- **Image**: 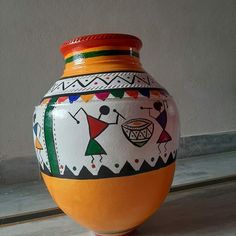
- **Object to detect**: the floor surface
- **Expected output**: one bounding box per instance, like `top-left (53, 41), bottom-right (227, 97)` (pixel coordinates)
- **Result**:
top-left (1, 181), bottom-right (236, 235)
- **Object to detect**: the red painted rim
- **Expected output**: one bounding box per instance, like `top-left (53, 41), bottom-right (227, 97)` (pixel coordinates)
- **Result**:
top-left (60, 33), bottom-right (142, 56)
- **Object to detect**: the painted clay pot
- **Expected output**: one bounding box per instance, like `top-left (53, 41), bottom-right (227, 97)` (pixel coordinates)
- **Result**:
top-left (33, 34), bottom-right (180, 236)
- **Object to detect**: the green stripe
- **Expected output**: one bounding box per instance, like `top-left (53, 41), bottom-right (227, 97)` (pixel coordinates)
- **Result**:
top-left (65, 50), bottom-right (139, 64)
top-left (44, 97), bottom-right (60, 175)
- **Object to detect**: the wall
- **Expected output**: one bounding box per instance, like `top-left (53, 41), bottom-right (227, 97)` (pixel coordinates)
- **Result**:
top-left (0, 0), bottom-right (235, 161)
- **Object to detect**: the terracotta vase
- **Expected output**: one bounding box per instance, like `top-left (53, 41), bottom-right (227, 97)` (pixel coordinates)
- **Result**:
top-left (33, 33), bottom-right (180, 236)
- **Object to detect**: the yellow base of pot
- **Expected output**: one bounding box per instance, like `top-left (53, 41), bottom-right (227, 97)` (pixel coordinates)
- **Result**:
top-left (42, 162), bottom-right (175, 234)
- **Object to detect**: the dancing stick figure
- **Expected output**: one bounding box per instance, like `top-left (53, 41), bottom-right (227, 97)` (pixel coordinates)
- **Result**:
top-left (141, 101), bottom-right (172, 154)
top-left (69, 106), bottom-right (125, 165)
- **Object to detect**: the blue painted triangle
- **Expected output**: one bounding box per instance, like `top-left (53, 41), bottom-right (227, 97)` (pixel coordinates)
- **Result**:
top-left (69, 95), bottom-right (80, 103)
top-left (139, 88), bottom-right (150, 97)
top-left (33, 123), bottom-right (38, 135)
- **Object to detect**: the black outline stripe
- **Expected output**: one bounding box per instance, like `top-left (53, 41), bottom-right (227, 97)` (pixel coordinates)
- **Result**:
top-left (40, 152), bottom-right (177, 180)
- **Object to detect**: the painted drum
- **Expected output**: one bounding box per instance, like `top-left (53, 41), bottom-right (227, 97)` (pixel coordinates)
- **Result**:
top-left (32, 33), bottom-right (180, 236)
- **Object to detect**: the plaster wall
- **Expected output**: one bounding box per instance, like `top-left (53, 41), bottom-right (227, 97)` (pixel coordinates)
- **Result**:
top-left (0, 0), bottom-right (235, 160)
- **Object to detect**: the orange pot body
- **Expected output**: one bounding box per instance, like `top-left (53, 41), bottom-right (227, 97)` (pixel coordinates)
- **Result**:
top-left (33, 34), bottom-right (180, 235)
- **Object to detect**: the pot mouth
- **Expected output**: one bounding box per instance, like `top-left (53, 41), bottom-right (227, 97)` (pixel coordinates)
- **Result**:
top-left (60, 33), bottom-right (142, 56)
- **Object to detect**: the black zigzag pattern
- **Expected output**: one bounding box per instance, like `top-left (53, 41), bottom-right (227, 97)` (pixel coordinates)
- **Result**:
top-left (50, 74), bottom-right (152, 93)
top-left (40, 151), bottom-right (177, 180)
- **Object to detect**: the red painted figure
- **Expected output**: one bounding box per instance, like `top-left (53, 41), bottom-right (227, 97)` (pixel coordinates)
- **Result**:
top-left (69, 105), bottom-right (125, 164)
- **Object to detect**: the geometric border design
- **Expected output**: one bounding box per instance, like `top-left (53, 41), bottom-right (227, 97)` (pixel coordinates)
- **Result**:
top-left (44, 72), bottom-right (163, 97)
top-left (41, 88), bottom-right (169, 105)
top-left (40, 151), bottom-right (177, 180)
top-left (33, 70), bottom-right (179, 181)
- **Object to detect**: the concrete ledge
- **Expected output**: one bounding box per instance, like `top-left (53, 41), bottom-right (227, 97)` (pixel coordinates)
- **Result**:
top-left (0, 131), bottom-right (235, 185)
top-left (0, 156), bottom-right (40, 185)
top-left (179, 131), bottom-right (236, 158)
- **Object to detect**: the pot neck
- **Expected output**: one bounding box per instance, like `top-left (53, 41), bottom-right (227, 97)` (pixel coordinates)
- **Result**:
top-left (60, 34), bottom-right (144, 78)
